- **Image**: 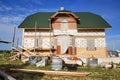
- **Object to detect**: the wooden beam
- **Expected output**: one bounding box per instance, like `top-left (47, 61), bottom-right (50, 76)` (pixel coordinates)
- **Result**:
top-left (10, 69), bottom-right (90, 77)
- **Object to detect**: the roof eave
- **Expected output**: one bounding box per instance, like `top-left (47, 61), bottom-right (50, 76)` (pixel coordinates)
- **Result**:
top-left (78, 27), bottom-right (111, 30)
top-left (18, 27), bottom-right (51, 30)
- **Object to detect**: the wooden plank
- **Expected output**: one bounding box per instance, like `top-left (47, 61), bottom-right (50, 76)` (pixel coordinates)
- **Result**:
top-left (10, 69), bottom-right (90, 77)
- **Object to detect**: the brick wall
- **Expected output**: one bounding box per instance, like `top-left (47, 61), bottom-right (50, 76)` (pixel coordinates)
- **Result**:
top-left (52, 17), bottom-right (77, 30)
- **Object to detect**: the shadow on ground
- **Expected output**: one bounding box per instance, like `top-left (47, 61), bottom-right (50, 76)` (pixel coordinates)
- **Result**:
top-left (0, 62), bottom-right (45, 80)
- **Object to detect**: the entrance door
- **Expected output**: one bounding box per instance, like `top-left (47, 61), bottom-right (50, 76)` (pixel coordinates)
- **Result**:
top-left (57, 36), bottom-right (74, 54)
top-left (60, 36), bottom-right (68, 54)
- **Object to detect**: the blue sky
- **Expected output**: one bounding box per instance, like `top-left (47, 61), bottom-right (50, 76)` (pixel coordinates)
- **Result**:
top-left (0, 0), bottom-right (120, 50)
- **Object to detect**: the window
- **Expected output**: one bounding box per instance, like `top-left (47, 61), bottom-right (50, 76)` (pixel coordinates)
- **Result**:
top-left (34, 38), bottom-right (42, 48)
top-left (61, 19), bottom-right (68, 31)
top-left (87, 38), bottom-right (96, 51)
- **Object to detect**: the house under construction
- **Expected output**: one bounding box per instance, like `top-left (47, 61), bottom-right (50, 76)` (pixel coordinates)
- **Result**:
top-left (18, 8), bottom-right (111, 58)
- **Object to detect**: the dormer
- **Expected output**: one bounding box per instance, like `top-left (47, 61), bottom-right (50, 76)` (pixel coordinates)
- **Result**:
top-left (50, 7), bottom-right (80, 32)
top-left (50, 7), bottom-right (80, 23)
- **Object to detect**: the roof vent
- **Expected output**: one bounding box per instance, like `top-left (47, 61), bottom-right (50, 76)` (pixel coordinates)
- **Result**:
top-left (60, 7), bottom-right (64, 10)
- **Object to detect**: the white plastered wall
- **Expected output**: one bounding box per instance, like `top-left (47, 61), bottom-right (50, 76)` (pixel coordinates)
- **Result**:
top-left (23, 31), bottom-right (52, 49)
top-left (22, 30), bottom-right (106, 49)
top-left (75, 31), bottom-right (106, 48)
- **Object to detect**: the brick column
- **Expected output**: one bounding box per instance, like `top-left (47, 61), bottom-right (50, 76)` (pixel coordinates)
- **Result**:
top-left (68, 46), bottom-right (72, 55)
top-left (57, 45), bottom-right (61, 55)
top-left (74, 47), bottom-right (77, 55)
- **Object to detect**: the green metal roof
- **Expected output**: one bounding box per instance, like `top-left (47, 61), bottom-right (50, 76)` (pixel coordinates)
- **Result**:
top-left (18, 11), bottom-right (111, 29)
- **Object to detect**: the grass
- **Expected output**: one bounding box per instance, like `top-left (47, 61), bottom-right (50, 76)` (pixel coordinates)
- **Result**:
top-left (78, 67), bottom-right (120, 80)
top-left (0, 51), bottom-right (120, 80)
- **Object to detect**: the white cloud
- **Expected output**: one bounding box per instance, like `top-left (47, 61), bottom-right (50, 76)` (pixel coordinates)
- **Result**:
top-left (28, 8), bottom-right (58, 13)
top-left (0, 4), bottom-right (26, 12)
top-left (14, 6), bottom-right (26, 11)
top-left (0, 15), bottom-right (25, 25)
top-left (0, 15), bottom-right (23, 49)
top-left (0, 4), bottom-right (12, 11)
top-left (0, 15), bottom-right (24, 44)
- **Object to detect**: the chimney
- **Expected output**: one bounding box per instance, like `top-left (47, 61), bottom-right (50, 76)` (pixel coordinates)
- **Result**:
top-left (60, 7), bottom-right (64, 10)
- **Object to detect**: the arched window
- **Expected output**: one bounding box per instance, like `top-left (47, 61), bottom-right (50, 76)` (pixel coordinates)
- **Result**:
top-left (61, 19), bottom-right (68, 31)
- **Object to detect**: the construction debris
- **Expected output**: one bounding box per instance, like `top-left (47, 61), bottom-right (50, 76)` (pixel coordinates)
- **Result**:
top-left (36, 56), bottom-right (48, 67)
top-left (9, 45), bottom-right (84, 71)
top-left (52, 57), bottom-right (63, 70)
top-left (100, 62), bottom-right (113, 69)
top-left (36, 58), bottom-right (46, 67)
